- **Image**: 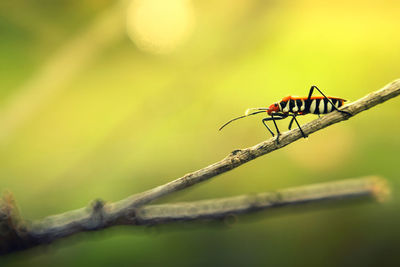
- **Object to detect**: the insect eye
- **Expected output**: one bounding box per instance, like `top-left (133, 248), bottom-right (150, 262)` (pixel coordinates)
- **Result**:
top-left (274, 103), bottom-right (278, 107)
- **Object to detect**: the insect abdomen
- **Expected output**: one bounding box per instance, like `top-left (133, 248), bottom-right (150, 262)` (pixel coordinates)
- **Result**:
top-left (279, 98), bottom-right (344, 114)
top-left (305, 98), bottom-right (344, 114)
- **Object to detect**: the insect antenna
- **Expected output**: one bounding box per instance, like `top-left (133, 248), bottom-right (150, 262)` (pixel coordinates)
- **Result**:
top-left (219, 108), bottom-right (269, 131)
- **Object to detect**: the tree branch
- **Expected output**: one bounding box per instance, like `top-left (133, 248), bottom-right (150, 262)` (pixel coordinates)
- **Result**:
top-left (0, 177), bottom-right (389, 255)
top-left (1, 79), bottom-right (399, 255)
top-left (134, 176), bottom-right (388, 224)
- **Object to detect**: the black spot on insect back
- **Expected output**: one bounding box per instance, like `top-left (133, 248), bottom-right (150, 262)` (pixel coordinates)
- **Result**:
top-left (289, 100), bottom-right (296, 111)
top-left (296, 99), bottom-right (302, 109)
top-left (304, 99), bottom-right (311, 113)
top-left (323, 98), bottom-right (329, 114)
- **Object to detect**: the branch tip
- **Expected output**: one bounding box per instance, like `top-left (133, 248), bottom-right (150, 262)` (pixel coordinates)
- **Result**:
top-left (369, 177), bottom-right (391, 203)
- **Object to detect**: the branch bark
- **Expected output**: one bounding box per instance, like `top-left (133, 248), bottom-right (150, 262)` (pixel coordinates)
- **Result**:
top-left (134, 176), bottom-right (388, 224)
top-left (0, 176), bottom-right (389, 255)
top-left (1, 79), bottom-right (399, 255)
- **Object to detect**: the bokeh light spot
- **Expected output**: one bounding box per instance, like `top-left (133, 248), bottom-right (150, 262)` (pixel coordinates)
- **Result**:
top-left (126, 0), bottom-right (195, 54)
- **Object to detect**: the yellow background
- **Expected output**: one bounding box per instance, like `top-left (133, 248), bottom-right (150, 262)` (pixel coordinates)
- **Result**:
top-left (1, 0), bottom-right (400, 265)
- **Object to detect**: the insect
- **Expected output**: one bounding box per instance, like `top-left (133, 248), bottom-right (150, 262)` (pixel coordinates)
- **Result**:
top-left (219, 85), bottom-right (352, 143)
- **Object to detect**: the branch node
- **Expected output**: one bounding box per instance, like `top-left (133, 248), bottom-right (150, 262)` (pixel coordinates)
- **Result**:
top-left (91, 198), bottom-right (105, 213)
top-left (229, 149), bottom-right (242, 156)
top-left (88, 199), bottom-right (106, 230)
top-left (0, 192), bottom-right (32, 255)
top-left (123, 207), bottom-right (137, 224)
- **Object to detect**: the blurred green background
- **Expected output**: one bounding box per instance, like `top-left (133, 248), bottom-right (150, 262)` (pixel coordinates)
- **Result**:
top-left (1, 0), bottom-right (400, 266)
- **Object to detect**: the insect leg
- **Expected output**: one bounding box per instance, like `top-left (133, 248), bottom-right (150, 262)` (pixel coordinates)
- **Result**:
top-left (262, 114), bottom-right (287, 144)
top-left (262, 118), bottom-right (275, 137)
top-left (309, 85), bottom-right (352, 116)
top-left (288, 114), bottom-right (307, 138)
top-left (307, 86), bottom-right (315, 101)
top-left (288, 116), bottom-right (295, 130)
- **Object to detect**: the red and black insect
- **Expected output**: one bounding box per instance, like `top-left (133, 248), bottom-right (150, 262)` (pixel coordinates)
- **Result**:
top-left (219, 86), bottom-right (351, 143)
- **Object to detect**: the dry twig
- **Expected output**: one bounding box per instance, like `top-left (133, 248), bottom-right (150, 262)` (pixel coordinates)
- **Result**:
top-left (134, 176), bottom-right (388, 224)
top-left (0, 177), bottom-right (389, 254)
